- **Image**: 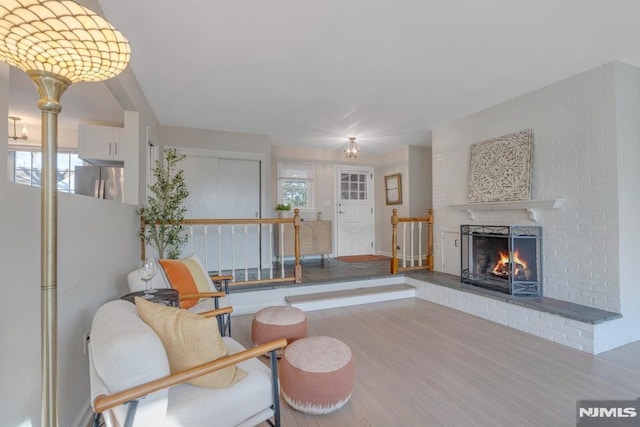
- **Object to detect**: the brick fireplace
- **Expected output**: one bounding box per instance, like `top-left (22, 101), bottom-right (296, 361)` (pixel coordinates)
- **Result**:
top-left (430, 62), bottom-right (640, 354)
top-left (461, 225), bottom-right (542, 296)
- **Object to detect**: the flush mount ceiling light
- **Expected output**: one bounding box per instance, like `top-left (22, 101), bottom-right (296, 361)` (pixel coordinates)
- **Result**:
top-left (8, 116), bottom-right (28, 141)
top-left (344, 137), bottom-right (360, 159)
top-left (0, 1), bottom-right (130, 425)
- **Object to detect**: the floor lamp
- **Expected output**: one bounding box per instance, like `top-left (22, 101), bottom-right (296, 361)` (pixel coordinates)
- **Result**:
top-left (0, 2), bottom-right (129, 426)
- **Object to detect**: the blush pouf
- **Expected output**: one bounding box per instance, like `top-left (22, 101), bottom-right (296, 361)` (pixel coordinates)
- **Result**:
top-left (280, 336), bottom-right (355, 414)
top-left (251, 306), bottom-right (307, 351)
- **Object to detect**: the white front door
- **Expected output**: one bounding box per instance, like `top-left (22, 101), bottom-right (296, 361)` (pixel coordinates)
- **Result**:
top-left (335, 167), bottom-right (374, 256)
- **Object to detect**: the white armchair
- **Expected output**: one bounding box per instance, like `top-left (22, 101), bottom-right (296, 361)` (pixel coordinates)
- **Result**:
top-left (127, 254), bottom-right (233, 335)
top-left (89, 299), bottom-right (286, 427)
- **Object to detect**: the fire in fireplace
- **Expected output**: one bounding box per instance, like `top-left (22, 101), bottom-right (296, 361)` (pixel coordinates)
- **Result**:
top-left (492, 250), bottom-right (528, 280)
top-left (460, 225), bottom-right (542, 296)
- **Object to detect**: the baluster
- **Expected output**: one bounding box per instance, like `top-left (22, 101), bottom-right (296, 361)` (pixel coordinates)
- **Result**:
top-left (279, 222), bottom-right (285, 278)
top-left (203, 225), bottom-right (209, 271)
top-left (293, 209), bottom-right (302, 284)
top-left (244, 225), bottom-right (249, 281)
top-left (402, 223), bottom-right (407, 268)
top-left (256, 224), bottom-right (261, 281)
top-left (268, 224), bottom-right (274, 279)
top-left (217, 225), bottom-right (222, 276)
top-left (410, 222), bottom-right (415, 267)
top-left (418, 221), bottom-right (423, 266)
top-left (231, 225), bottom-right (236, 282)
top-left (189, 225), bottom-right (194, 255)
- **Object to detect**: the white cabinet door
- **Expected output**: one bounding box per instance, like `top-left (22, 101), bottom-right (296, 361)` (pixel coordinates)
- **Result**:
top-left (112, 128), bottom-right (124, 161)
top-left (442, 231), bottom-right (461, 276)
top-left (78, 125), bottom-right (123, 162)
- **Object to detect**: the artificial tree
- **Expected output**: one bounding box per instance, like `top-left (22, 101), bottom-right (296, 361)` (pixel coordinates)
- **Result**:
top-left (139, 148), bottom-right (190, 259)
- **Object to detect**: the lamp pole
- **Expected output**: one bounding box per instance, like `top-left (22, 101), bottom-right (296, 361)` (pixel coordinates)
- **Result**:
top-left (29, 70), bottom-right (71, 427)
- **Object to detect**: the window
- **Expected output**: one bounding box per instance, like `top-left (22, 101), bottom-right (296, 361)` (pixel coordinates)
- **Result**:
top-left (7, 147), bottom-right (83, 193)
top-left (277, 162), bottom-right (314, 209)
top-left (340, 172), bottom-right (368, 201)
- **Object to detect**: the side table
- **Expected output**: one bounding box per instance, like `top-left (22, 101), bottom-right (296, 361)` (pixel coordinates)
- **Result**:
top-left (121, 288), bottom-right (179, 307)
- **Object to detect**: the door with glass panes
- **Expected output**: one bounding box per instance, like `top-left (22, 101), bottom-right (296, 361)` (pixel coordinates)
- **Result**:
top-left (335, 167), bottom-right (374, 256)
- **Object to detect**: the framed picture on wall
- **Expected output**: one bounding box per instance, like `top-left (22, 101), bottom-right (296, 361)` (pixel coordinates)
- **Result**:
top-left (385, 173), bottom-right (402, 205)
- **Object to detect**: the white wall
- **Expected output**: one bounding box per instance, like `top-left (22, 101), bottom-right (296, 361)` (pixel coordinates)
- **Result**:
top-left (272, 145), bottom-right (432, 256)
top-left (160, 125), bottom-right (273, 218)
top-left (0, 184), bottom-right (140, 427)
top-left (594, 62), bottom-right (640, 353)
top-left (375, 146), bottom-right (410, 255)
top-left (271, 145), bottom-right (381, 223)
top-left (432, 61), bottom-right (640, 350)
top-left (408, 145), bottom-right (432, 217)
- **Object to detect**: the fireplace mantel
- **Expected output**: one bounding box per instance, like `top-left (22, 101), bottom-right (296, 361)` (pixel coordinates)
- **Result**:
top-left (448, 199), bottom-right (566, 221)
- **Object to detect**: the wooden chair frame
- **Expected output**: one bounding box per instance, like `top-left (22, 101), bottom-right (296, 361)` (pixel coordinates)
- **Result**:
top-left (91, 306), bottom-right (287, 427)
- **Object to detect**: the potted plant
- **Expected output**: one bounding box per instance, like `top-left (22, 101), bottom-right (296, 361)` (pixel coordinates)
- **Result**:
top-left (275, 203), bottom-right (291, 218)
top-left (139, 148), bottom-right (190, 259)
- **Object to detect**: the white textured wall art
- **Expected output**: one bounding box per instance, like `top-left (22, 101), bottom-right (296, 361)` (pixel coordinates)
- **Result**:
top-left (467, 130), bottom-right (533, 202)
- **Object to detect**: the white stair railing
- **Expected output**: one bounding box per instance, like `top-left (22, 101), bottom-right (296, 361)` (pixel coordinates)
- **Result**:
top-left (141, 210), bottom-right (303, 288)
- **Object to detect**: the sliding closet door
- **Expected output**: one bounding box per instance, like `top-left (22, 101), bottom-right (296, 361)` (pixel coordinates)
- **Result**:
top-left (218, 158), bottom-right (260, 219)
top-left (180, 152), bottom-right (261, 270)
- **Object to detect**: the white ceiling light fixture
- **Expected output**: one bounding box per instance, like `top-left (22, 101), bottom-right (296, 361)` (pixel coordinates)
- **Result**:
top-left (8, 116), bottom-right (28, 141)
top-left (344, 137), bottom-right (360, 159)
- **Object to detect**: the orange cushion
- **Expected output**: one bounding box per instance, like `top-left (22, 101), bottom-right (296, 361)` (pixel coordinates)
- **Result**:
top-left (158, 259), bottom-right (199, 308)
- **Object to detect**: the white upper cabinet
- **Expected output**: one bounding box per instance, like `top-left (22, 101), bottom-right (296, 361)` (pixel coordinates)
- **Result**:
top-left (78, 124), bottom-right (124, 164)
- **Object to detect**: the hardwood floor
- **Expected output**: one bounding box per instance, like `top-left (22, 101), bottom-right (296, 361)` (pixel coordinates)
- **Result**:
top-left (231, 298), bottom-right (640, 427)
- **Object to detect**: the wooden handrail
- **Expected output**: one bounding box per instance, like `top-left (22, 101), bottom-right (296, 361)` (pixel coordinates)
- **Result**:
top-left (391, 208), bottom-right (434, 274)
top-left (93, 338), bottom-right (288, 414)
top-left (396, 215), bottom-right (432, 222)
top-left (183, 218), bottom-right (295, 225)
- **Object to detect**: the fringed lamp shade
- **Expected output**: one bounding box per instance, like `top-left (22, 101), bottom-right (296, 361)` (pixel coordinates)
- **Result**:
top-left (0, 0), bottom-right (130, 83)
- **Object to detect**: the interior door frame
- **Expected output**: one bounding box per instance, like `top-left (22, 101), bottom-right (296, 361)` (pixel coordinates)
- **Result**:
top-left (334, 165), bottom-right (375, 257)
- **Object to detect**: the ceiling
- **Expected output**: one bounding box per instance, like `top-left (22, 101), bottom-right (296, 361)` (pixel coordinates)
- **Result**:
top-left (8, 0), bottom-right (640, 154)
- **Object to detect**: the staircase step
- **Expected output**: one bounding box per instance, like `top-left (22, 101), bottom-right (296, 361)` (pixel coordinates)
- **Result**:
top-left (285, 284), bottom-right (416, 311)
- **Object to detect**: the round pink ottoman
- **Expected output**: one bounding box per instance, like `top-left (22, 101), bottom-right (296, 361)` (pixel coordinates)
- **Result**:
top-left (251, 306), bottom-right (307, 352)
top-left (280, 336), bottom-right (355, 414)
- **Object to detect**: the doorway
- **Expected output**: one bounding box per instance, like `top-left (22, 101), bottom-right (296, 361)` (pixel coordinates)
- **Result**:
top-left (335, 166), bottom-right (374, 256)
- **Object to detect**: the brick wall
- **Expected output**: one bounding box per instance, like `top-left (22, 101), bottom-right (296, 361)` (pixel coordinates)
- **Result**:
top-left (432, 62), bottom-right (621, 313)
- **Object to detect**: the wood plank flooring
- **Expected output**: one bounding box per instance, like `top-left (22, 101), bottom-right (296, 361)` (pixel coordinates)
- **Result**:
top-left (231, 298), bottom-right (640, 427)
